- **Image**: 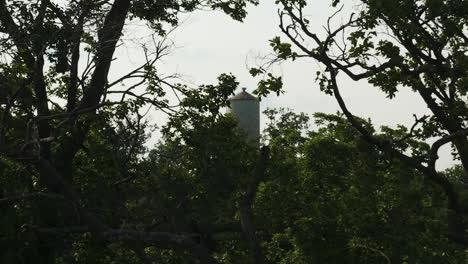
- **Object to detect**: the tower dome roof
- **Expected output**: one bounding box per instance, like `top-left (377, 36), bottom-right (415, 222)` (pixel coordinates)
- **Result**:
top-left (228, 88), bottom-right (257, 101)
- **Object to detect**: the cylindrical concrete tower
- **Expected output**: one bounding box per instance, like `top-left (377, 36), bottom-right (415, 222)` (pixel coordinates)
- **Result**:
top-left (228, 88), bottom-right (260, 146)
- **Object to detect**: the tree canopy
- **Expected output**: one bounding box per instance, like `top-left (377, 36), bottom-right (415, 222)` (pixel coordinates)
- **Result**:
top-left (0, 0), bottom-right (256, 262)
top-left (253, 0), bottom-right (468, 249)
top-left (1, 0), bottom-right (468, 263)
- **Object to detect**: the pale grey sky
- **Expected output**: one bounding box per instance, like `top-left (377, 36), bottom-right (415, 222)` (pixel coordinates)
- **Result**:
top-left (109, 1), bottom-right (453, 169)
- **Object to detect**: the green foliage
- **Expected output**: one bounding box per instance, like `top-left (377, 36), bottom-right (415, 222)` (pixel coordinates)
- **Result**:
top-left (3, 0), bottom-right (468, 263)
top-left (131, 0), bottom-right (259, 33)
top-left (347, 30), bottom-right (375, 59)
top-left (249, 36), bottom-right (300, 97)
top-left (209, 0), bottom-right (259, 21)
top-left (249, 67), bottom-right (286, 97)
top-left (263, 0), bottom-right (468, 254)
top-left (270, 37), bottom-right (296, 60)
top-left (0, 0), bottom-right (258, 261)
top-left (254, 73), bottom-right (283, 97)
top-left (249, 67), bottom-right (264, 77)
top-left (255, 109), bottom-right (467, 263)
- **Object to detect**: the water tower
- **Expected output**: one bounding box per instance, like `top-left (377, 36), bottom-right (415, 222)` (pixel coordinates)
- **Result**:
top-left (228, 88), bottom-right (260, 146)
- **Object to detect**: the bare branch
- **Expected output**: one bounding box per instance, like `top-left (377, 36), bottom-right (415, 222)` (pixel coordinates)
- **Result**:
top-left (393, 114), bottom-right (429, 144)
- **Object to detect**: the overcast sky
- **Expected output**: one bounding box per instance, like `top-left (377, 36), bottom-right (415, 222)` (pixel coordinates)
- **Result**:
top-left (109, 1), bottom-right (454, 169)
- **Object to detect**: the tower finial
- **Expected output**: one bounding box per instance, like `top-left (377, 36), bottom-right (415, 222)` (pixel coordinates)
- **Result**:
top-left (242, 87), bottom-right (247, 92)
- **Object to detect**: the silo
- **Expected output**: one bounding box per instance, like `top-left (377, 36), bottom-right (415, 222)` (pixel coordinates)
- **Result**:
top-left (228, 88), bottom-right (260, 146)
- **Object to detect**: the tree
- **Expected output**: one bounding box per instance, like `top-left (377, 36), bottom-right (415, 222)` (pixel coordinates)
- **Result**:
top-left (3, 0), bottom-right (467, 263)
top-left (0, 0), bottom-right (258, 263)
top-left (253, 0), bottom-right (468, 246)
top-left (256, 108), bottom-right (466, 263)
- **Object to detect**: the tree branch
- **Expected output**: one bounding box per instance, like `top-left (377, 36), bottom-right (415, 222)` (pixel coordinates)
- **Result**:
top-left (79, 0), bottom-right (131, 109)
top-left (327, 68), bottom-right (465, 216)
top-left (429, 129), bottom-right (468, 169)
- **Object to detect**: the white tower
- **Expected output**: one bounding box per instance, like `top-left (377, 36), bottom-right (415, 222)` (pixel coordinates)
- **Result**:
top-left (228, 88), bottom-right (260, 146)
